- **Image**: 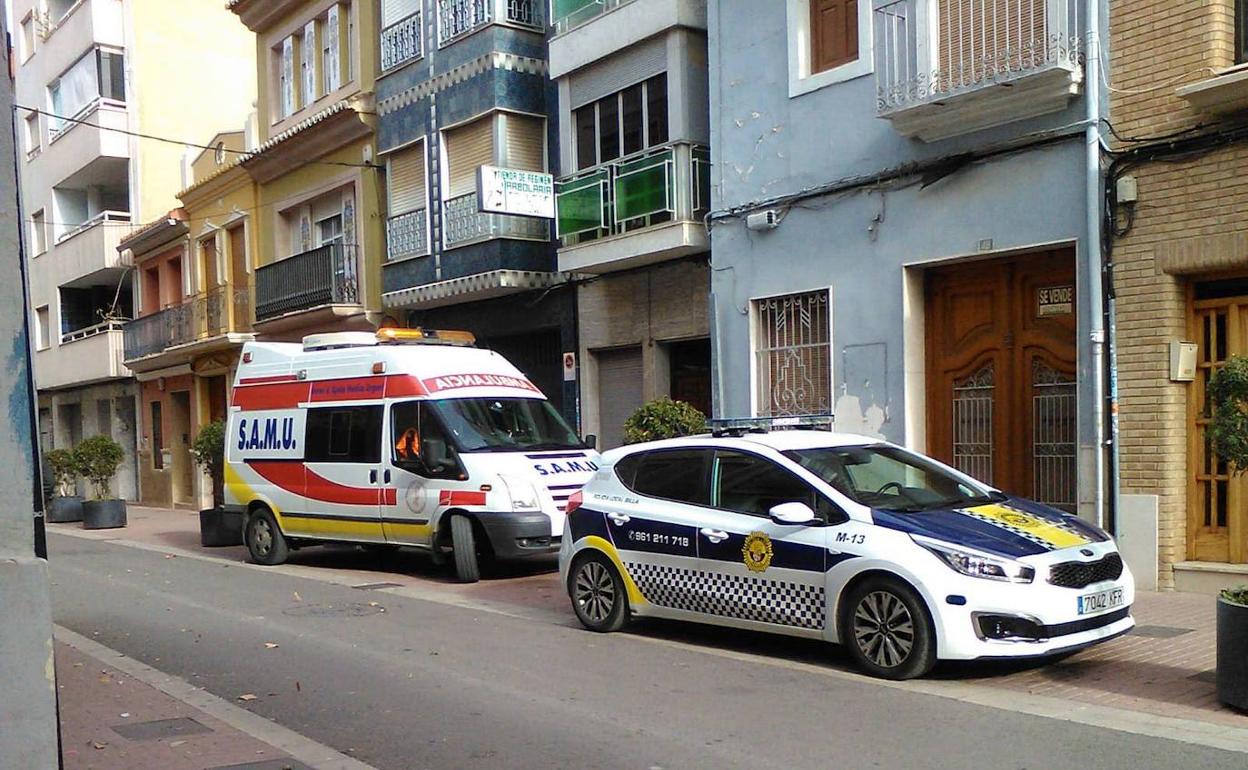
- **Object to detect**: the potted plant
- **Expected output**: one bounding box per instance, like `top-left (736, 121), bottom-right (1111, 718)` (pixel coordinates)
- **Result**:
top-left (44, 448), bottom-right (84, 523)
top-left (73, 434), bottom-right (127, 530)
top-left (192, 419), bottom-right (241, 547)
top-left (1208, 355), bottom-right (1248, 710)
top-left (622, 398), bottom-right (707, 445)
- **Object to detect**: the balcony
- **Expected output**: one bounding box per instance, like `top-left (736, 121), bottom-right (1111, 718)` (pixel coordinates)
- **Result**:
top-left (381, 9), bottom-right (423, 72)
top-left (254, 243), bottom-right (361, 326)
top-left (123, 288), bottom-right (253, 367)
top-left (552, 0), bottom-right (628, 34)
top-left (40, 100), bottom-right (129, 183)
top-left (443, 191), bottom-right (549, 249)
top-left (437, 0), bottom-right (542, 46)
top-left (386, 207), bottom-right (430, 261)
top-left (548, 0), bottom-right (705, 77)
top-left (39, 210), bottom-right (130, 292)
top-left (874, 0), bottom-right (1081, 142)
top-left (555, 141), bottom-right (709, 273)
top-left (37, 321), bottom-right (126, 390)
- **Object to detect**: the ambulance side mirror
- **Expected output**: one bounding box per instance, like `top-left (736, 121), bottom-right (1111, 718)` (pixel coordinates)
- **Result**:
top-left (423, 438), bottom-right (452, 473)
top-left (583, 434), bottom-right (597, 451)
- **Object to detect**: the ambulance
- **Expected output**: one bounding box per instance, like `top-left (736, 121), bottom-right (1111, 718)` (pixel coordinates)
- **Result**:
top-left (224, 328), bottom-right (600, 582)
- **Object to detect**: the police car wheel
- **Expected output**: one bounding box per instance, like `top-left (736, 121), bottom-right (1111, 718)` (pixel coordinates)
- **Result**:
top-left (843, 576), bottom-right (935, 680)
top-left (569, 553), bottom-right (628, 633)
top-left (246, 508), bottom-right (289, 566)
top-left (450, 514), bottom-right (480, 583)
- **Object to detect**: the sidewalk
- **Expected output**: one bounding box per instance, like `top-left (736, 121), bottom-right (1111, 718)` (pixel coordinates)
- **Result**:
top-left (51, 506), bottom-right (1248, 739)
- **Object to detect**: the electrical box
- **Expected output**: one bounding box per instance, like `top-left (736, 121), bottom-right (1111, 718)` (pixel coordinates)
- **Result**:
top-left (746, 210), bottom-right (780, 231)
top-left (1117, 175), bottom-right (1139, 204)
top-left (1170, 340), bottom-right (1197, 382)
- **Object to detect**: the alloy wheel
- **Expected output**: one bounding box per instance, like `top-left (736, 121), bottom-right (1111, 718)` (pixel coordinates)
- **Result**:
top-left (853, 590), bottom-right (915, 669)
top-left (574, 561), bottom-right (616, 623)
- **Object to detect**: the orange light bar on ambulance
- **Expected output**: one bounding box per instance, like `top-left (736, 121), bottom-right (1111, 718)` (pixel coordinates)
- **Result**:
top-left (375, 327), bottom-right (477, 347)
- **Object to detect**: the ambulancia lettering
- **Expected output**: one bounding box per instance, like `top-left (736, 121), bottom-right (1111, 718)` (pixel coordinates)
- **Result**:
top-left (422, 373), bottom-right (542, 394)
top-left (237, 417), bottom-right (298, 451)
top-left (534, 460), bottom-right (599, 476)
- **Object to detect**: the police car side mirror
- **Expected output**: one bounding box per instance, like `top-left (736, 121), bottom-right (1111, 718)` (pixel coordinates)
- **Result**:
top-left (769, 502), bottom-right (816, 526)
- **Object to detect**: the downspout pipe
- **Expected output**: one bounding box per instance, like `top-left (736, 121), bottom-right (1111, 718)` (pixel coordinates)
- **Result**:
top-left (1085, 0), bottom-right (1107, 530)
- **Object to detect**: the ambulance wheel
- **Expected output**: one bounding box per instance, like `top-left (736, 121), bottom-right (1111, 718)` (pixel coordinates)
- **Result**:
top-left (450, 514), bottom-right (480, 583)
top-left (842, 575), bottom-right (935, 680)
top-left (569, 552), bottom-right (629, 633)
top-left (246, 508), bottom-right (289, 566)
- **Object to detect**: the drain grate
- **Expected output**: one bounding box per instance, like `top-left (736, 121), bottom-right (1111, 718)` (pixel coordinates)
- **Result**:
top-left (1131, 625), bottom-right (1195, 639)
top-left (110, 717), bottom-right (211, 742)
top-left (205, 760), bottom-right (315, 770)
top-left (1189, 669), bottom-right (1218, 684)
top-left (352, 582), bottom-right (402, 590)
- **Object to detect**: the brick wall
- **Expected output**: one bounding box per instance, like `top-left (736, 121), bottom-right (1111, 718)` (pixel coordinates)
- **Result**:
top-left (1109, 0), bottom-right (1246, 585)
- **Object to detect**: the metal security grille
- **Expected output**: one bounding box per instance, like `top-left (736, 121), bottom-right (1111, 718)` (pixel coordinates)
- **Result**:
top-left (1032, 359), bottom-right (1076, 513)
top-left (755, 291), bottom-right (831, 417)
top-left (952, 362), bottom-right (993, 484)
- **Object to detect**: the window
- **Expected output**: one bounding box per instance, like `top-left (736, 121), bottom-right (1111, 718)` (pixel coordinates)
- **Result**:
top-left (48, 48), bottom-right (126, 134)
top-left (278, 37), bottom-right (295, 119)
top-left (754, 290), bottom-right (831, 417)
top-left (302, 20), bottom-right (318, 107)
top-left (324, 4), bottom-right (342, 94)
top-left (317, 214), bottom-right (344, 247)
top-left (443, 114), bottom-right (495, 198)
top-left (305, 406), bottom-right (382, 463)
top-left (20, 16), bottom-right (35, 63)
top-left (787, 0), bottom-right (871, 97)
top-left (35, 306), bottom-right (50, 350)
top-left (713, 450), bottom-right (824, 518)
top-left (428, 398), bottom-right (583, 452)
top-left (573, 74), bottom-right (668, 170)
top-left (30, 210), bottom-right (46, 255)
top-left (785, 444), bottom-right (990, 512)
top-left (626, 449), bottom-right (711, 506)
top-left (388, 140), bottom-right (427, 215)
top-left (151, 401), bottom-right (164, 469)
top-left (390, 400), bottom-right (460, 478)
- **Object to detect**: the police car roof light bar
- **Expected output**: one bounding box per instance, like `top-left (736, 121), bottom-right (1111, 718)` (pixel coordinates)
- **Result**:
top-left (708, 415), bottom-right (835, 437)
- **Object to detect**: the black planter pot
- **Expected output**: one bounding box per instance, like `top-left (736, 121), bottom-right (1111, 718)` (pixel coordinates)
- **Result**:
top-left (82, 499), bottom-right (127, 530)
top-left (46, 496), bottom-right (84, 523)
top-left (1217, 596), bottom-right (1248, 711)
top-left (200, 508), bottom-right (244, 547)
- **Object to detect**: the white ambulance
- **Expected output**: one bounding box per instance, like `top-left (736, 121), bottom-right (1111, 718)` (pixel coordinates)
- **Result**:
top-left (224, 328), bottom-right (600, 582)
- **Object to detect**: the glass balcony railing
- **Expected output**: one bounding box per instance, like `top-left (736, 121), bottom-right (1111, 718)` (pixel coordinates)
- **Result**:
top-left (552, 0), bottom-right (630, 34)
top-left (556, 141), bottom-right (710, 246)
top-left (386, 207), bottom-right (430, 261)
top-left (381, 9), bottom-right (423, 71)
top-left (443, 191), bottom-right (549, 248)
top-left (254, 243), bottom-right (360, 323)
top-left (437, 0), bottom-right (542, 46)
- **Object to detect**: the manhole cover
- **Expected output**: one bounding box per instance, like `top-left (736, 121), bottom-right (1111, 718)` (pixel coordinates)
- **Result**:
top-left (206, 760), bottom-right (315, 770)
top-left (352, 582), bottom-right (402, 590)
top-left (1131, 625), bottom-right (1195, 639)
top-left (111, 717), bottom-right (211, 741)
top-left (282, 602), bottom-right (383, 618)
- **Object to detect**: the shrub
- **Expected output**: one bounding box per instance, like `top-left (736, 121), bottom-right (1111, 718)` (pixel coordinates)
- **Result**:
top-left (623, 398), bottom-right (707, 445)
top-left (191, 419), bottom-right (226, 483)
top-left (1223, 586), bottom-right (1248, 607)
top-left (1208, 355), bottom-right (1248, 475)
top-left (73, 434), bottom-right (125, 500)
top-left (45, 448), bottom-right (80, 497)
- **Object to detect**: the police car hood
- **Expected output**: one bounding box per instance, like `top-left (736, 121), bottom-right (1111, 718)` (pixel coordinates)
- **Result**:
top-left (870, 496), bottom-right (1109, 559)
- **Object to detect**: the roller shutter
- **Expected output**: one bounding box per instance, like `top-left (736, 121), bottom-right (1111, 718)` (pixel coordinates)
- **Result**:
top-left (596, 347), bottom-right (644, 450)
top-left (444, 116), bottom-right (496, 198)
top-left (388, 141), bottom-right (426, 214)
top-left (502, 113), bottom-right (545, 172)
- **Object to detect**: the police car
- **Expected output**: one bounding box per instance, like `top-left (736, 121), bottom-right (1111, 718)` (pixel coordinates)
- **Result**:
top-left (558, 420), bottom-right (1133, 680)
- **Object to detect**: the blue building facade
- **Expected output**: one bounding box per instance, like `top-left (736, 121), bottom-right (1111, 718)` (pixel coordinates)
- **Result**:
top-left (708, 0), bottom-right (1107, 521)
top-left (375, 0), bottom-right (576, 420)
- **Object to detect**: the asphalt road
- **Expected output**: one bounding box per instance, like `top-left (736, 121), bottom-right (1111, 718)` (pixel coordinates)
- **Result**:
top-left (47, 533), bottom-right (1248, 770)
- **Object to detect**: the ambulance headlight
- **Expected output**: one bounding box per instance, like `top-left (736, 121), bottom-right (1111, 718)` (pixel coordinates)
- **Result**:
top-left (912, 535), bottom-right (1035, 584)
top-left (499, 475), bottom-right (541, 512)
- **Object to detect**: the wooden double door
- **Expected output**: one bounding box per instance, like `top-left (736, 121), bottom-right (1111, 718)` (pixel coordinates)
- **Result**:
top-left (925, 251), bottom-right (1078, 511)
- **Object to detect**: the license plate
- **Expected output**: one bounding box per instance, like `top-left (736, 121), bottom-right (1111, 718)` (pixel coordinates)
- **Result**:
top-left (1077, 587), bottom-right (1124, 615)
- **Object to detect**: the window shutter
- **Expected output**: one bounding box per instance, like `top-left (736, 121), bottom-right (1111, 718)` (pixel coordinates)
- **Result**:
top-left (326, 5), bottom-right (341, 92)
top-left (444, 116), bottom-right (496, 199)
top-left (502, 114), bottom-right (545, 172)
top-left (383, 0), bottom-right (421, 27)
top-left (302, 21), bottom-right (317, 106)
top-left (281, 37), bottom-right (295, 116)
top-left (811, 0), bottom-right (858, 74)
top-left (388, 142), bottom-right (427, 214)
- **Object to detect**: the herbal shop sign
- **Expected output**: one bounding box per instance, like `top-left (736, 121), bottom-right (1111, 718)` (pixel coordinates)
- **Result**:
top-left (477, 166), bottom-right (555, 219)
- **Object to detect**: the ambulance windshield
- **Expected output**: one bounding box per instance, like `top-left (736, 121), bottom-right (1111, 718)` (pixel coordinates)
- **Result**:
top-left (429, 398), bottom-right (583, 452)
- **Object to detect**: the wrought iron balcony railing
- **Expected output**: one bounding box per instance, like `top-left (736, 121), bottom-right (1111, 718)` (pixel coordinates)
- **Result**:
top-left (555, 141), bottom-right (710, 246)
top-left (386, 207), bottom-right (430, 261)
top-left (874, 0), bottom-right (1080, 114)
top-left (437, 0), bottom-right (542, 45)
top-left (122, 287), bottom-right (249, 361)
top-left (443, 192), bottom-right (550, 249)
top-left (381, 9), bottom-right (423, 71)
top-left (254, 243), bottom-right (361, 323)
top-left (552, 0), bottom-right (629, 35)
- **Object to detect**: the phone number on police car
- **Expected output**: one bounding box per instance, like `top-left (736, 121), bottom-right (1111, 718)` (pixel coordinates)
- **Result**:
top-left (628, 531), bottom-right (691, 548)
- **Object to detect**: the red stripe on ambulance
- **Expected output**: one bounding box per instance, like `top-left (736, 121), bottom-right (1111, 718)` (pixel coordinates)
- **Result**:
top-left (439, 490), bottom-right (487, 506)
top-left (247, 461), bottom-right (397, 506)
top-left (232, 382), bottom-right (311, 410)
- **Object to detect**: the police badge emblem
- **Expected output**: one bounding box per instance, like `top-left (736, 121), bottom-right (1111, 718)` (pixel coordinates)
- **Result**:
top-left (742, 531), bottom-right (773, 573)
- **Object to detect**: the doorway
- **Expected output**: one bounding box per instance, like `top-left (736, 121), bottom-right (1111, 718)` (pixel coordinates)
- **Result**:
top-left (170, 391), bottom-right (193, 506)
top-left (924, 250), bottom-right (1077, 510)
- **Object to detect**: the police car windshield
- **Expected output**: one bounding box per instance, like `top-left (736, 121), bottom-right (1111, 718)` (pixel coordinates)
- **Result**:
top-left (429, 398), bottom-right (583, 452)
top-left (783, 445), bottom-right (999, 512)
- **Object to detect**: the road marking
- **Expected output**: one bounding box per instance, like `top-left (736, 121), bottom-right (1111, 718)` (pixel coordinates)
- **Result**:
top-left (52, 529), bottom-right (1248, 753)
top-left (54, 625), bottom-right (379, 770)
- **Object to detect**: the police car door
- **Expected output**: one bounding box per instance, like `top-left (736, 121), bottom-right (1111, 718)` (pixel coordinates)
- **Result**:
top-left (607, 448), bottom-right (709, 610)
top-left (691, 449), bottom-right (831, 635)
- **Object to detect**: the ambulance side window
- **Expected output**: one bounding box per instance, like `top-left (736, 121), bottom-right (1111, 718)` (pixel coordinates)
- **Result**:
top-left (305, 406), bottom-right (382, 463)
top-left (390, 401), bottom-right (460, 479)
